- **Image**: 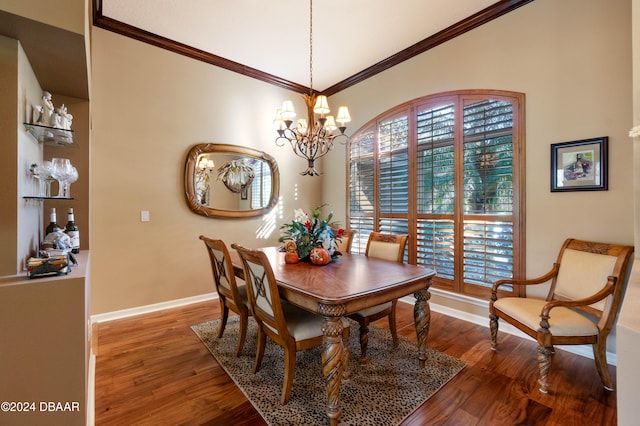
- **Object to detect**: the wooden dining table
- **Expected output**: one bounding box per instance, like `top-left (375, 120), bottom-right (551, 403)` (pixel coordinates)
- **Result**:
top-left (230, 246), bottom-right (436, 426)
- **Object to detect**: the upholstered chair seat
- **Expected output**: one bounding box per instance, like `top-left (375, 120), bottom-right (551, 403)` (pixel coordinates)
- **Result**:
top-left (493, 298), bottom-right (599, 336)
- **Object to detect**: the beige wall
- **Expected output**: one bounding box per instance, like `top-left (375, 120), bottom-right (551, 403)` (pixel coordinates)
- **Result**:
top-left (90, 28), bottom-right (323, 313)
top-left (326, 0), bottom-right (634, 287)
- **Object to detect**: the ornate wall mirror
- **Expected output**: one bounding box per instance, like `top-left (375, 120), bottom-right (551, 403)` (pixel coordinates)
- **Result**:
top-left (184, 143), bottom-right (279, 218)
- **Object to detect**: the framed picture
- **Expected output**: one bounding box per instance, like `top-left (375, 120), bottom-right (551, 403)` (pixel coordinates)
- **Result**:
top-left (240, 188), bottom-right (248, 200)
top-left (550, 137), bottom-right (608, 192)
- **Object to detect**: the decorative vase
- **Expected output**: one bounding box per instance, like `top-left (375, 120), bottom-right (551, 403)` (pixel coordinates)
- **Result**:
top-left (284, 251), bottom-right (299, 264)
top-left (310, 247), bottom-right (331, 265)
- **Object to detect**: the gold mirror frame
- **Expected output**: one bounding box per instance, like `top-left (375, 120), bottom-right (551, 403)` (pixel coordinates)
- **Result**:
top-left (184, 143), bottom-right (280, 218)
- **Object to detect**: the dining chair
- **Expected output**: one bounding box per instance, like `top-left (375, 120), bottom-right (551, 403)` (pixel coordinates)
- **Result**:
top-left (333, 227), bottom-right (355, 254)
top-left (199, 235), bottom-right (252, 357)
top-left (348, 232), bottom-right (409, 362)
top-left (490, 238), bottom-right (634, 393)
top-left (231, 243), bottom-right (350, 405)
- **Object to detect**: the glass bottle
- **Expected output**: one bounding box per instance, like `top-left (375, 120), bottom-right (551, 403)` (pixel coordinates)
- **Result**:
top-left (64, 208), bottom-right (80, 254)
top-left (45, 207), bottom-right (60, 235)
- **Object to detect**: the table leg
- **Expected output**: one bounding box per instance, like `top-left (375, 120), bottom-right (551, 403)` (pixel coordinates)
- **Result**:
top-left (320, 309), bottom-right (346, 426)
top-left (413, 288), bottom-right (431, 368)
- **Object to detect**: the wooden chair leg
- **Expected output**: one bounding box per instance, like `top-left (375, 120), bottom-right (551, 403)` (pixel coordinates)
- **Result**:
top-left (489, 313), bottom-right (499, 350)
top-left (281, 342), bottom-right (296, 405)
top-left (235, 312), bottom-right (248, 357)
top-left (358, 321), bottom-right (370, 363)
top-left (593, 340), bottom-right (614, 390)
top-left (253, 325), bottom-right (266, 373)
top-left (218, 303), bottom-right (229, 338)
top-left (388, 300), bottom-right (399, 346)
top-left (342, 326), bottom-right (351, 380)
top-left (537, 345), bottom-right (554, 393)
top-left (342, 343), bottom-right (351, 380)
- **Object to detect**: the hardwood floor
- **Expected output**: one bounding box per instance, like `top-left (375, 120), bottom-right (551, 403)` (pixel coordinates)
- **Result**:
top-left (94, 299), bottom-right (617, 425)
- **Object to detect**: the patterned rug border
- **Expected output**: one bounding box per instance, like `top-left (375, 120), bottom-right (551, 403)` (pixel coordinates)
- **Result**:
top-left (192, 316), bottom-right (466, 425)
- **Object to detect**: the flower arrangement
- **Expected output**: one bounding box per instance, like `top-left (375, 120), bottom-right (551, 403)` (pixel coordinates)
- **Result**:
top-left (279, 204), bottom-right (346, 261)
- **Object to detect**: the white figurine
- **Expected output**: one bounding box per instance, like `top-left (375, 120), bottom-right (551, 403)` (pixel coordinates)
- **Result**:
top-left (57, 104), bottom-right (73, 130)
top-left (41, 91), bottom-right (55, 126)
top-left (33, 105), bottom-right (43, 125)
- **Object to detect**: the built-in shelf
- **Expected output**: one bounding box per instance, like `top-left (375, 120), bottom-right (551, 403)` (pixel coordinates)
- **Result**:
top-left (23, 122), bottom-right (75, 146)
top-left (23, 196), bottom-right (74, 201)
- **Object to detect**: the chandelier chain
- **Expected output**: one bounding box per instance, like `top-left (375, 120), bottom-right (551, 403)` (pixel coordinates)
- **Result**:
top-left (309, 0), bottom-right (313, 94)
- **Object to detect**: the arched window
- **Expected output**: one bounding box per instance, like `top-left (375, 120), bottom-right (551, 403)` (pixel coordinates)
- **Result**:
top-left (348, 90), bottom-right (525, 298)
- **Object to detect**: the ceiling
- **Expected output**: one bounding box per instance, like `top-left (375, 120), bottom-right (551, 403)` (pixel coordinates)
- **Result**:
top-left (0, 1), bottom-right (532, 100)
top-left (96, 0), bottom-right (532, 95)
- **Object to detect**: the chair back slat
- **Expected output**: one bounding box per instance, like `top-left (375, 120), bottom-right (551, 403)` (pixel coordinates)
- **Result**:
top-left (200, 236), bottom-right (240, 300)
top-left (210, 247), bottom-right (233, 291)
top-left (243, 258), bottom-right (274, 317)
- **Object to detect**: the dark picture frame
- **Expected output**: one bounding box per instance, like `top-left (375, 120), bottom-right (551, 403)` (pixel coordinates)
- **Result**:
top-left (240, 188), bottom-right (248, 200)
top-left (550, 137), bottom-right (608, 192)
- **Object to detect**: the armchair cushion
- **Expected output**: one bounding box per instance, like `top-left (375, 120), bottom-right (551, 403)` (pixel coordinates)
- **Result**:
top-left (494, 297), bottom-right (599, 337)
top-left (555, 249), bottom-right (618, 311)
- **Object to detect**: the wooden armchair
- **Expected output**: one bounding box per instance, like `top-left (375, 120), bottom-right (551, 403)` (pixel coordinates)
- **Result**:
top-left (490, 238), bottom-right (634, 393)
top-left (231, 243), bottom-right (350, 405)
top-left (348, 232), bottom-right (409, 362)
top-left (199, 236), bottom-right (252, 357)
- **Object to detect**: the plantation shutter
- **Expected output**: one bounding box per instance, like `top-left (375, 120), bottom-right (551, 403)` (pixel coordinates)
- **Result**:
top-left (349, 128), bottom-right (375, 253)
top-left (462, 99), bottom-right (515, 289)
top-left (250, 160), bottom-right (271, 209)
top-left (377, 114), bottom-right (410, 261)
top-left (416, 102), bottom-right (456, 279)
top-left (347, 90), bottom-right (524, 298)
top-left (378, 115), bottom-right (409, 215)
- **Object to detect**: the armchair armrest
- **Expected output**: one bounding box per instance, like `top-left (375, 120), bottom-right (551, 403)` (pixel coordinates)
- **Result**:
top-left (491, 263), bottom-right (560, 299)
top-left (539, 276), bottom-right (617, 322)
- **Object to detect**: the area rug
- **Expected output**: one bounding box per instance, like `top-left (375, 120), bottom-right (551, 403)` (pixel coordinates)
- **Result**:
top-left (191, 316), bottom-right (466, 426)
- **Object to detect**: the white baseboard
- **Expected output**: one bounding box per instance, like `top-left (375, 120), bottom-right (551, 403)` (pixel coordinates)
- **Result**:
top-left (401, 288), bottom-right (615, 365)
top-left (90, 292), bottom-right (219, 323)
top-left (91, 289), bottom-right (613, 365)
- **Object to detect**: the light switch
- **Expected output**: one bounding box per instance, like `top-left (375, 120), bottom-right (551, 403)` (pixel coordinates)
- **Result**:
top-left (141, 210), bottom-right (150, 222)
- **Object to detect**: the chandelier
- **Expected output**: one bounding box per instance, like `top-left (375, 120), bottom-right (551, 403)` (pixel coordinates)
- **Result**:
top-left (273, 0), bottom-right (351, 176)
